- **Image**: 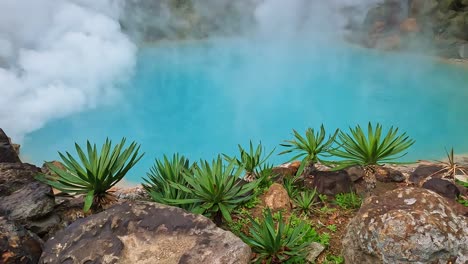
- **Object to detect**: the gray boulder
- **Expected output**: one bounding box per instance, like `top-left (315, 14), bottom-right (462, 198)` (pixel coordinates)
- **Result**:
top-left (0, 163), bottom-right (56, 237)
top-left (342, 187), bottom-right (467, 263)
top-left (40, 201), bottom-right (251, 264)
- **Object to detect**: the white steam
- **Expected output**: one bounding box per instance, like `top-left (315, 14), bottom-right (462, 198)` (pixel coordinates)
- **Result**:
top-left (0, 0), bottom-right (135, 141)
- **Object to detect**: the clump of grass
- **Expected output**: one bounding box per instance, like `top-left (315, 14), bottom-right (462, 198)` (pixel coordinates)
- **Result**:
top-left (334, 192), bottom-right (362, 210)
top-left (293, 188), bottom-right (320, 215)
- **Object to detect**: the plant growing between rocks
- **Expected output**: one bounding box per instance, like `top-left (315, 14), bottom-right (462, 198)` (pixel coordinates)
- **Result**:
top-left (36, 138), bottom-right (144, 212)
top-left (224, 141), bottom-right (275, 182)
top-left (293, 188), bottom-right (320, 215)
top-left (240, 209), bottom-right (315, 264)
top-left (168, 156), bottom-right (259, 225)
top-left (334, 192), bottom-right (362, 210)
top-left (280, 125), bottom-right (338, 176)
top-left (331, 122), bottom-right (414, 191)
top-left (142, 153), bottom-right (197, 211)
top-left (431, 147), bottom-right (468, 180)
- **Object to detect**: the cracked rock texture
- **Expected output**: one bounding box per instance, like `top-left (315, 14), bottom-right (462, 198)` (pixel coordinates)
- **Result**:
top-left (40, 201), bottom-right (251, 264)
top-left (342, 187), bottom-right (467, 264)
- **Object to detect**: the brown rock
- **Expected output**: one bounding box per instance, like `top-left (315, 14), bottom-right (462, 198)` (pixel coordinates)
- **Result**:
top-left (342, 187), bottom-right (467, 264)
top-left (374, 166), bottom-right (405, 182)
top-left (0, 163), bottom-right (56, 238)
top-left (308, 170), bottom-right (354, 196)
top-left (400, 18), bottom-right (420, 33)
top-left (263, 183), bottom-right (291, 211)
top-left (409, 164), bottom-right (446, 184)
top-left (0, 217), bottom-right (43, 264)
top-left (0, 129), bottom-right (20, 163)
top-left (40, 202), bottom-right (251, 264)
top-left (422, 178), bottom-right (460, 199)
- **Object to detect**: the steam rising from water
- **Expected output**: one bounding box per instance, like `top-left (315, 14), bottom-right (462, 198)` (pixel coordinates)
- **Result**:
top-left (0, 0), bottom-right (135, 140)
top-left (1, 0), bottom-right (381, 141)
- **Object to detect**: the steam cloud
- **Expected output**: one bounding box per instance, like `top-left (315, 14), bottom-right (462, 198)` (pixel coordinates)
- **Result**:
top-left (0, 0), bottom-right (136, 141)
top-left (0, 0), bottom-right (380, 142)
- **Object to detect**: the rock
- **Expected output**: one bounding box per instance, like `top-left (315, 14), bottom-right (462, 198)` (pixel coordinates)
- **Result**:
top-left (263, 183), bottom-right (291, 211)
top-left (374, 166), bottom-right (405, 182)
top-left (342, 187), bottom-right (468, 264)
top-left (375, 34), bottom-right (401, 50)
top-left (0, 163), bottom-right (56, 238)
top-left (345, 166), bottom-right (365, 182)
top-left (459, 43), bottom-right (468, 58)
top-left (0, 181), bottom-right (54, 221)
top-left (308, 170), bottom-right (354, 196)
top-left (422, 178), bottom-right (460, 199)
top-left (409, 164), bottom-right (445, 184)
top-left (0, 217), bottom-right (43, 264)
top-left (272, 161), bottom-right (301, 182)
top-left (0, 128), bottom-right (20, 163)
top-left (40, 201), bottom-right (251, 264)
top-left (400, 18), bottom-right (420, 33)
top-left (306, 242), bottom-right (325, 263)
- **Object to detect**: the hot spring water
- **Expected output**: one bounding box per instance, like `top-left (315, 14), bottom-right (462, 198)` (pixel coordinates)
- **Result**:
top-left (21, 40), bottom-right (468, 182)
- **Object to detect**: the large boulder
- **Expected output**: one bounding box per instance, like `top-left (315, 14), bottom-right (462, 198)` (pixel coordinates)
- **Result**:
top-left (0, 217), bottom-right (43, 264)
top-left (0, 129), bottom-right (20, 163)
top-left (342, 187), bottom-right (468, 264)
top-left (40, 201), bottom-right (251, 264)
top-left (0, 163), bottom-right (56, 237)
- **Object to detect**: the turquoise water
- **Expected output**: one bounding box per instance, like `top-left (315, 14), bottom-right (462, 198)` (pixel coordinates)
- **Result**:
top-left (22, 39), bottom-right (468, 182)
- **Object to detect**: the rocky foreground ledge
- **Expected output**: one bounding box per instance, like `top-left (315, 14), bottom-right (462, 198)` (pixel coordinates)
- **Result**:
top-left (0, 128), bottom-right (467, 264)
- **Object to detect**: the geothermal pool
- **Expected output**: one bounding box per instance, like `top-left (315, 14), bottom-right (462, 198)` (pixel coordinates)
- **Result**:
top-left (21, 40), bottom-right (468, 182)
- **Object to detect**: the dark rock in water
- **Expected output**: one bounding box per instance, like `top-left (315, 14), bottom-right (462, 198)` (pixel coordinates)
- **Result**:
top-left (0, 129), bottom-right (21, 163)
top-left (308, 170), bottom-right (354, 196)
top-left (422, 178), bottom-right (460, 199)
top-left (40, 201), bottom-right (251, 264)
top-left (374, 166), bottom-right (405, 182)
top-left (0, 163), bottom-right (56, 238)
top-left (409, 164), bottom-right (445, 184)
top-left (0, 217), bottom-right (43, 264)
top-left (342, 187), bottom-right (468, 264)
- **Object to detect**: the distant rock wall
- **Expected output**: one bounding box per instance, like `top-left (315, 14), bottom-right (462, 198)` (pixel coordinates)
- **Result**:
top-left (120, 0), bottom-right (257, 43)
top-left (360, 0), bottom-right (468, 57)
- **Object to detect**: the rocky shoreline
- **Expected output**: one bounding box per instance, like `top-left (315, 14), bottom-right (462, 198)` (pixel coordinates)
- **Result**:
top-left (1, 128), bottom-right (467, 263)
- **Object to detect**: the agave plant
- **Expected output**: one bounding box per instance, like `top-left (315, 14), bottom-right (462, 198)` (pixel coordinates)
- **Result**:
top-left (36, 138), bottom-right (143, 212)
top-left (431, 148), bottom-right (468, 180)
top-left (142, 154), bottom-right (197, 211)
top-left (224, 141), bottom-right (275, 182)
top-left (293, 189), bottom-right (319, 215)
top-left (240, 209), bottom-right (314, 263)
top-left (280, 125), bottom-right (338, 176)
top-left (168, 156), bottom-right (259, 224)
top-left (331, 122), bottom-right (415, 191)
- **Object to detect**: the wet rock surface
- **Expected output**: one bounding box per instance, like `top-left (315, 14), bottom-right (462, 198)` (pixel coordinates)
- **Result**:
top-left (40, 201), bottom-right (251, 264)
top-left (342, 187), bottom-right (468, 264)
